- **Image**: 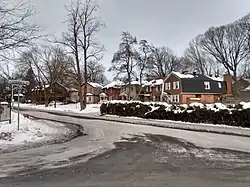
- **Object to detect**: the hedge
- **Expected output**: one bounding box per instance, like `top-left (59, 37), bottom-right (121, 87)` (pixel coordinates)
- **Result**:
top-left (100, 101), bottom-right (250, 128)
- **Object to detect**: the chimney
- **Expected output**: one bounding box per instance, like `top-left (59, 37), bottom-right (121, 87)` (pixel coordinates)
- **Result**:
top-left (223, 74), bottom-right (232, 95)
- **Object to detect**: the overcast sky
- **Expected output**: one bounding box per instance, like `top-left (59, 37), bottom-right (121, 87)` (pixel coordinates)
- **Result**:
top-left (31, 0), bottom-right (250, 80)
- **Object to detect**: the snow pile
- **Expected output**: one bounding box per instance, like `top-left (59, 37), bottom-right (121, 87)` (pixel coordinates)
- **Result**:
top-left (240, 102), bottom-right (250, 109)
top-left (0, 112), bottom-right (70, 148)
top-left (18, 103), bottom-right (101, 114)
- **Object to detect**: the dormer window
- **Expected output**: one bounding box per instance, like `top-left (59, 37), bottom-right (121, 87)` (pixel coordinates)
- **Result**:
top-left (204, 81), bottom-right (210, 90)
top-left (218, 82), bottom-right (222, 88)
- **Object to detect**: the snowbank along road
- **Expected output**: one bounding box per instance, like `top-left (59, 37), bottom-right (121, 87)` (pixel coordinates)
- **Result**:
top-left (0, 110), bottom-right (250, 186)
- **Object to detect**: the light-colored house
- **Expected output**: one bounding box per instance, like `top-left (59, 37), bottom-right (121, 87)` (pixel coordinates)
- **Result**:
top-left (120, 80), bottom-right (141, 100)
top-left (81, 82), bottom-right (103, 104)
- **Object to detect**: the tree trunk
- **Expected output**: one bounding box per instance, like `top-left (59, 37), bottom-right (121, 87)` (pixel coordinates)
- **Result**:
top-left (77, 67), bottom-right (84, 110)
top-left (83, 49), bottom-right (87, 108)
top-left (74, 32), bottom-right (84, 111)
top-left (233, 70), bottom-right (239, 97)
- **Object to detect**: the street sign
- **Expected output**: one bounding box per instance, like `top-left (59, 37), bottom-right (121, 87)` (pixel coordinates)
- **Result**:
top-left (8, 80), bottom-right (30, 85)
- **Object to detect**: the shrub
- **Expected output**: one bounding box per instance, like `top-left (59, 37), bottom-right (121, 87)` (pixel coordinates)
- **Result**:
top-left (100, 101), bottom-right (250, 128)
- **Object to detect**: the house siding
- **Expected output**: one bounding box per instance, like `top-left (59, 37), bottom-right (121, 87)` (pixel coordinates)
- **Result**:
top-left (81, 83), bottom-right (102, 104)
top-left (182, 94), bottom-right (220, 104)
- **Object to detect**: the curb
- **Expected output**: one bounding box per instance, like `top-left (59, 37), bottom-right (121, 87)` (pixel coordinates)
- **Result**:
top-left (15, 106), bottom-right (250, 138)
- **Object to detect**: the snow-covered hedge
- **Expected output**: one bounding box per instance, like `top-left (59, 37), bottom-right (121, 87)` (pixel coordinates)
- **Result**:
top-left (100, 101), bottom-right (250, 127)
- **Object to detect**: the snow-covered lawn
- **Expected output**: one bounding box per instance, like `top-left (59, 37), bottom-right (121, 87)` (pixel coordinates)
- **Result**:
top-left (17, 102), bottom-right (101, 114)
top-left (0, 112), bottom-right (71, 151)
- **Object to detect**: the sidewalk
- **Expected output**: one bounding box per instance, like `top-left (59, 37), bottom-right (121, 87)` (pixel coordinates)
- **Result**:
top-left (17, 105), bottom-right (250, 137)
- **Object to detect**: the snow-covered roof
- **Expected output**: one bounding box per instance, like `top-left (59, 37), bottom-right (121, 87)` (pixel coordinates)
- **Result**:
top-left (86, 93), bottom-right (93, 96)
top-left (104, 80), bottom-right (124, 89)
top-left (243, 79), bottom-right (250, 84)
top-left (100, 93), bottom-right (107, 97)
top-left (69, 88), bottom-right (78, 92)
top-left (171, 71), bottom-right (194, 79)
top-left (129, 80), bottom-right (140, 85)
top-left (152, 79), bottom-right (164, 86)
top-left (119, 92), bottom-right (128, 97)
top-left (88, 82), bottom-right (103, 88)
top-left (13, 93), bottom-right (24, 97)
top-left (142, 79), bottom-right (164, 87)
top-left (0, 102), bottom-right (8, 105)
top-left (207, 76), bottom-right (224, 82)
top-left (244, 85), bottom-right (250, 91)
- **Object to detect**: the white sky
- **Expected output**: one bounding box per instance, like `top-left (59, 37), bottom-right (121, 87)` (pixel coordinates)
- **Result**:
top-left (30, 0), bottom-right (250, 80)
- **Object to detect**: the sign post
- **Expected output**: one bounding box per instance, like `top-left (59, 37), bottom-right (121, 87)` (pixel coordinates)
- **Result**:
top-left (8, 80), bottom-right (29, 130)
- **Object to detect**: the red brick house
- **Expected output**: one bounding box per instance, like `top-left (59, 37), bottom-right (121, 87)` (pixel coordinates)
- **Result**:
top-left (100, 80), bottom-right (124, 102)
top-left (81, 82), bottom-right (103, 104)
top-left (163, 72), bottom-right (232, 104)
top-left (141, 79), bottom-right (164, 102)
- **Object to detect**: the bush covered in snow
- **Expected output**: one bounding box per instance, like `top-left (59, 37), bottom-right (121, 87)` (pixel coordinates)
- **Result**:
top-left (100, 101), bottom-right (250, 127)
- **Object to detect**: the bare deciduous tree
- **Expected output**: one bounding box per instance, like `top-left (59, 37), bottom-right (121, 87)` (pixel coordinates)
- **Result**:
top-left (78, 0), bottom-right (104, 108)
top-left (148, 46), bottom-right (180, 78)
top-left (184, 37), bottom-right (214, 75)
top-left (60, 0), bottom-right (104, 110)
top-left (0, 0), bottom-right (40, 59)
top-left (199, 24), bottom-right (248, 94)
top-left (135, 40), bottom-right (151, 84)
top-left (18, 46), bottom-right (72, 106)
top-left (86, 60), bottom-right (106, 84)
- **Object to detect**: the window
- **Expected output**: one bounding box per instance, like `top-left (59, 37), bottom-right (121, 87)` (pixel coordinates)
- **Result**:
top-left (156, 96), bottom-right (161, 101)
top-left (218, 82), bottom-right (222, 88)
top-left (195, 94), bottom-right (201, 98)
top-left (204, 81), bottom-right (210, 90)
top-left (88, 88), bottom-right (92, 93)
top-left (173, 81), bottom-right (180, 89)
top-left (165, 82), bottom-right (171, 90)
top-left (171, 95), bottom-right (179, 103)
top-left (156, 85), bottom-right (161, 91)
top-left (146, 86), bottom-right (151, 92)
top-left (109, 96), bottom-right (112, 101)
top-left (88, 96), bottom-right (92, 102)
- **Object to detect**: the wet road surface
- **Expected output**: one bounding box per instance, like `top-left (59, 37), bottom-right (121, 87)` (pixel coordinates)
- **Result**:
top-left (1, 134), bottom-right (250, 187)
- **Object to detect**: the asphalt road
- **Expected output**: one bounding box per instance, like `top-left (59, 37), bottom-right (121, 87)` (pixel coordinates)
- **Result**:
top-left (0, 110), bottom-right (250, 186)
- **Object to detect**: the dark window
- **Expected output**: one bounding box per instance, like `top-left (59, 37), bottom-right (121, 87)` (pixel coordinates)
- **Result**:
top-left (89, 88), bottom-right (92, 93)
top-left (195, 94), bottom-right (201, 98)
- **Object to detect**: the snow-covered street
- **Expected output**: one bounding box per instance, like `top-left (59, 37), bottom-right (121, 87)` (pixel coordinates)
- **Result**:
top-left (1, 109), bottom-right (250, 177)
top-left (0, 109), bottom-right (250, 186)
